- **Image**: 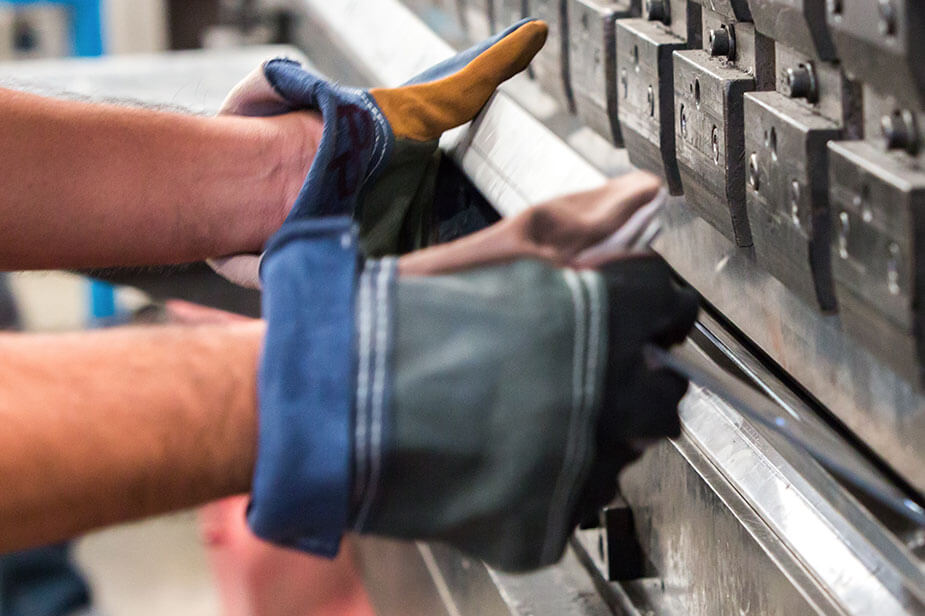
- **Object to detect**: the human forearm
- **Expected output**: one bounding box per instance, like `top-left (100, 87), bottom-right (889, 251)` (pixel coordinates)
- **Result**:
top-left (0, 87), bottom-right (321, 270)
top-left (0, 323), bottom-right (262, 552)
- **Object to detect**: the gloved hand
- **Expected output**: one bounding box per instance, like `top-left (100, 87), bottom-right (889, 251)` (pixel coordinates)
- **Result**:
top-left (251, 217), bottom-right (698, 572)
top-left (208, 19), bottom-right (548, 288)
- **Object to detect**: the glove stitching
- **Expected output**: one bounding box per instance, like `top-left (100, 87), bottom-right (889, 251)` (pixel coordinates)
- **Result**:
top-left (353, 262), bottom-right (377, 512)
top-left (355, 258), bottom-right (395, 530)
top-left (542, 269), bottom-right (589, 563)
top-left (559, 270), bottom-right (603, 531)
top-left (358, 91), bottom-right (389, 185)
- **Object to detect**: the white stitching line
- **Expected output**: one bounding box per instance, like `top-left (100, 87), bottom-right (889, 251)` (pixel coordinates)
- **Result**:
top-left (353, 263), bottom-right (376, 510)
top-left (354, 258), bottom-right (393, 530)
top-left (542, 269), bottom-right (587, 563)
top-left (581, 271), bottom-right (602, 414)
top-left (558, 271), bottom-right (601, 523)
top-left (359, 92), bottom-right (389, 184)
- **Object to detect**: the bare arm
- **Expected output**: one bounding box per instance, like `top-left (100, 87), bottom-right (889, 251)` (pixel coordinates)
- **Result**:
top-left (0, 323), bottom-right (261, 552)
top-left (0, 173), bottom-right (663, 554)
top-left (0, 87), bottom-right (322, 270)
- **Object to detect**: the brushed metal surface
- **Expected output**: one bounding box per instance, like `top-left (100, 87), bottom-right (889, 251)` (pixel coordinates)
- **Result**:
top-left (291, 1), bottom-right (925, 613)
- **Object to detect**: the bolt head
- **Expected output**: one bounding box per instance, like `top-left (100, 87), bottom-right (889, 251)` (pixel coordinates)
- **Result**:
top-left (645, 0), bottom-right (667, 22)
top-left (881, 110), bottom-right (918, 153)
top-left (708, 28), bottom-right (731, 57)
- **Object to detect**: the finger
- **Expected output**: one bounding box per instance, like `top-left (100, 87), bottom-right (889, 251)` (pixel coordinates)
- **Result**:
top-left (601, 366), bottom-right (688, 441)
top-left (571, 186), bottom-right (667, 268)
top-left (651, 285), bottom-right (699, 349)
top-left (163, 300), bottom-right (254, 325)
top-left (370, 19), bottom-right (548, 141)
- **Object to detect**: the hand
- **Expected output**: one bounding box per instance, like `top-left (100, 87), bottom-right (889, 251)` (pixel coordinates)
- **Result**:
top-left (250, 213), bottom-right (697, 572)
top-left (209, 19), bottom-right (548, 288)
top-left (397, 170), bottom-right (663, 275)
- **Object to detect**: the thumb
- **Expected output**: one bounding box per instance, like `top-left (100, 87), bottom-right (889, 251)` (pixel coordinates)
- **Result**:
top-left (370, 19), bottom-right (547, 141)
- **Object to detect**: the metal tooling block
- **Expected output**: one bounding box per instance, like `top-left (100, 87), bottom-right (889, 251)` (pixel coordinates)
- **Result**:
top-left (526, 0), bottom-right (575, 110)
top-left (567, 0), bottom-right (636, 144)
top-left (458, 0), bottom-right (495, 40)
top-left (826, 0), bottom-right (925, 109)
top-left (496, 0), bottom-right (525, 30)
top-left (688, 0), bottom-right (751, 22)
top-left (673, 49), bottom-right (755, 246)
top-left (616, 18), bottom-right (688, 194)
top-left (744, 92), bottom-right (841, 311)
top-left (748, 0), bottom-right (835, 60)
top-left (828, 140), bottom-right (925, 387)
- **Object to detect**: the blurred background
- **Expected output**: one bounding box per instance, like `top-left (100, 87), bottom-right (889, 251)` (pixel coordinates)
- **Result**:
top-left (0, 2), bottom-right (341, 615)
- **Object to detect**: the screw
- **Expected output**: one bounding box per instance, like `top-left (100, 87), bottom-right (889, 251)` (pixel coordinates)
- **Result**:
top-left (708, 27), bottom-right (732, 58)
top-left (881, 110), bottom-right (919, 155)
top-left (783, 64), bottom-right (818, 102)
top-left (621, 68), bottom-right (628, 99)
top-left (828, 0), bottom-right (843, 16)
top-left (748, 153), bottom-right (759, 190)
top-left (647, 85), bottom-right (655, 116)
top-left (879, 0), bottom-right (897, 36)
top-left (680, 104), bottom-right (687, 139)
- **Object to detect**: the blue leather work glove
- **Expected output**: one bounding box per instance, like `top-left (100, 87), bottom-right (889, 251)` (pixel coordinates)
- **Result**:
top-left (251, 217), bottom-right (698, 572)
top-left (209, 19), bottom-right (547, 288)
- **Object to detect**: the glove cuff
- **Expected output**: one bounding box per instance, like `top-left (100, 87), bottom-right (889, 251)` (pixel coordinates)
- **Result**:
top-left (250, 217), bottom-right (360, 557)
top-left (359, 261), bottom-right (610, 571)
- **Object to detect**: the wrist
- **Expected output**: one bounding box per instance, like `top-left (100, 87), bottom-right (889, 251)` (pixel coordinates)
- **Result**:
top-left (273, 110), bottom-right (324, 230)
top-left (207, 111), bottom-right (323, 257)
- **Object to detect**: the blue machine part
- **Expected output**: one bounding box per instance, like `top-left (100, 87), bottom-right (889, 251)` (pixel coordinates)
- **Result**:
top-left (2, 0), bottom-right (103, 57)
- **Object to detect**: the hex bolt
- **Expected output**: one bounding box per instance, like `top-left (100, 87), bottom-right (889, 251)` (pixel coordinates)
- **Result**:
top-left (708, 27), bottom-right (731, 58)
top-left (645, 0), bottom-right (668, 22)
top-left (879, 0), bottom-right (897, 36)
top-left (748, 153), bottom-right (759, 191)
top-left (881, 110), bottom-right (919, 155)
top-left (783, 64), bottom-right (818, 102)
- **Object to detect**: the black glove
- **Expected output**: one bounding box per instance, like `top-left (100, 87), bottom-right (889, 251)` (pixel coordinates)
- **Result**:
top-left (572, 257), bottom-right (699, 528)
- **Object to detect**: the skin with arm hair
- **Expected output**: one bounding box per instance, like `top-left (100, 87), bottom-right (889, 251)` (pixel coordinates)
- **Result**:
top-left (0, 322), bottom-right (262, 553)
top-left (0, 87), bottom-right (322, 270)
top-left (0, 177), bottom-right (663, 554)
